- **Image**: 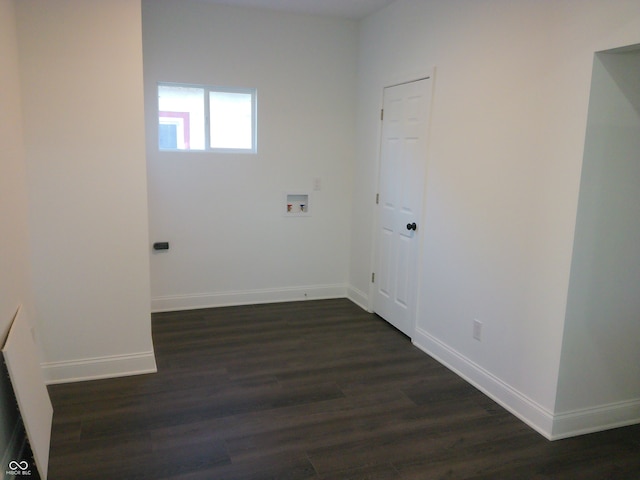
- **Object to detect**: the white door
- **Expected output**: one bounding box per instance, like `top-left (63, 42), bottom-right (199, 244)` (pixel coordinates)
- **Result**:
top-left (373, 77), bottom-right (431, 338)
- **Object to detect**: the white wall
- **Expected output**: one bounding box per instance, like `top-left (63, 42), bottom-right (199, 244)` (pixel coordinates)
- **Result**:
top-left (5, 0), bottom-right (638, 445)
top-left (352, 0), bottom-right (640, 438)
top-left (555, 49), bottom-right (640, 437)
top-left (0, 0), bottom-right (34, 464)
top-left (16, 0), bottom-right (156, 383)
top-left (142, 0), bottom-right (357, 311)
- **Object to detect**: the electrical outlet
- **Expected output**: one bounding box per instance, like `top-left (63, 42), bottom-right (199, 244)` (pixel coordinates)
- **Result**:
top-left (473, 319), bottom-right (482, 341)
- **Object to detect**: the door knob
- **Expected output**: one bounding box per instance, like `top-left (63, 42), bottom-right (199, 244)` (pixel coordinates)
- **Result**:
top-left (406, 222), bottom-right (417, 231)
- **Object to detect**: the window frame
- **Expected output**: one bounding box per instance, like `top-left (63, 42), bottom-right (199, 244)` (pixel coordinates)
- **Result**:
top-left (157, 82), bottom-right (258, 154)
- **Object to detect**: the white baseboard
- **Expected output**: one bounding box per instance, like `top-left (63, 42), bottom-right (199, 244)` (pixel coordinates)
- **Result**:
top-left (347, 286), bottom-right (371, 312)
top-left (413, 327), bottom-right (555, 440)
top-left (551, 398), bottom-right (640, 440)
top-left (151, 284), bottom-right (349, 312)
top-left (42, 351), bottom-right (157, 385)
top-left (413, 327), bottom-right (640, 440)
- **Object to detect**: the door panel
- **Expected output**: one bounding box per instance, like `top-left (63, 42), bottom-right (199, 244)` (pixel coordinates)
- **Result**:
top-left (373, 78), bottom-right (431, 337)
top-left (379, 227), bottom-right (393, 299)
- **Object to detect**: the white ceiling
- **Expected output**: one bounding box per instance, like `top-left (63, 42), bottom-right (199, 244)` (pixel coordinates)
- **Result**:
top-left (196, 0), bottom-right (396, 20)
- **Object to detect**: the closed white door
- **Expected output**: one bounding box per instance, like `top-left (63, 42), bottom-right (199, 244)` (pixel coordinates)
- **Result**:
top-left (373, 77), bottom-right (431, 338)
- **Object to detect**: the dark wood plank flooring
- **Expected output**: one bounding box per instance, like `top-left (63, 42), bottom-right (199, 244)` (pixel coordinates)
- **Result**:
top-left (46, 299), bottom-right (640, 479)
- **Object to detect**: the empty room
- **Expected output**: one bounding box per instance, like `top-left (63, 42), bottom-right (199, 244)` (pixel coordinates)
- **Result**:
top-left (1, 0), bottom-right (640, 478)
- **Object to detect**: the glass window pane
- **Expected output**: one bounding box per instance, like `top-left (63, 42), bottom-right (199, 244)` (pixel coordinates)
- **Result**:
top-left (158, 85), bottom-right (205, 150)
top-left (209, 91), bottom-right (254, 150)
top-left (159, 124), bottom-right (178, 149)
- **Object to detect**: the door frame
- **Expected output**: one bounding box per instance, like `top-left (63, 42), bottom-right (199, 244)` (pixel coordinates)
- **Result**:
top-left (368, 68), bottom-right (436, 330)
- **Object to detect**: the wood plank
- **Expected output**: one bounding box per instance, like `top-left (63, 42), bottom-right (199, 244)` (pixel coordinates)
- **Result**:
top-left (2, 307), bottom-right (52, 479)
top-left (46, 299), bottom-right (640, 479)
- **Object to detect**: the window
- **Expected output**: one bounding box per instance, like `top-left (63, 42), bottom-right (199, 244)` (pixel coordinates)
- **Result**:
top-left (158, 83), bottom-right (257, 153)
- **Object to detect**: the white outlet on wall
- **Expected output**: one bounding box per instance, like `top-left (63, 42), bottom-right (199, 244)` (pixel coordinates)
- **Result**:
top-left (473, 319), bottom-right (483, 341)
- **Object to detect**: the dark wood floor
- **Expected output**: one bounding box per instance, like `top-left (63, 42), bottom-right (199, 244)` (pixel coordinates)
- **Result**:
top-left (46, 299), bottom-right (640, 479)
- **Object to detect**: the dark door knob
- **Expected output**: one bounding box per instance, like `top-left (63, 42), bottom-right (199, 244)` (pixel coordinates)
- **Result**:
top-left (406, 222), bottom-right (417, 231)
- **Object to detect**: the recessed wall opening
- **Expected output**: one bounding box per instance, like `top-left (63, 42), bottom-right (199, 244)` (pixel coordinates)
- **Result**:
top-left (556, 43), bottom-right (640, 430)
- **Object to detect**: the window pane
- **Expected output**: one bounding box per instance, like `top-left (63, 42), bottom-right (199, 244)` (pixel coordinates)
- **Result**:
top-left (209, 91), bottom-right (254, 150)
top-left (158, 85), bottom-right (205, 150)
top-left (159, 124), bottom-right (177, 149)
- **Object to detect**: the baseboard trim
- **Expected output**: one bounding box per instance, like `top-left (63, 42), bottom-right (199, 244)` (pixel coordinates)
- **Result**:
top-left (151, 284), bottom-right (349, 312)
top-left (413, 327), bottom-right (555, 440)
top-left (551, 398), bottom-right (640, 440)
top-left (42, 351), bottom-right (157, 385)
top-left (347, 286), bottom-right (371, 312)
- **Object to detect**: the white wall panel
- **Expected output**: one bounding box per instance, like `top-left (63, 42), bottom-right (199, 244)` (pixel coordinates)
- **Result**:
top-left (0, 0), bottom-right (35, 464)
top-left (142, 0), bottom-right (357, 309)
top-left (555, 49), bottom-right (640, 437)
top-left (352, 0), bottom-right (640, 438)
top-left (16, 0), bottom-right (156, 380)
